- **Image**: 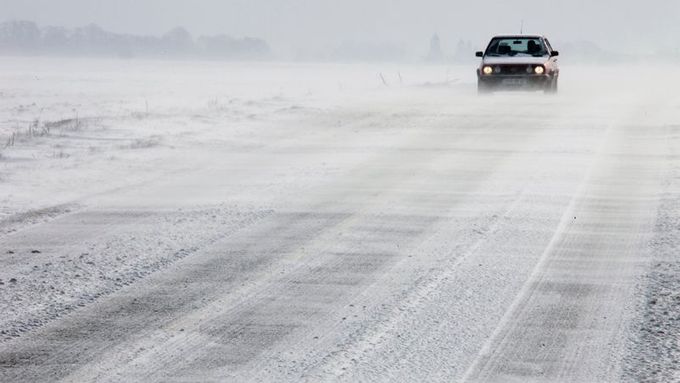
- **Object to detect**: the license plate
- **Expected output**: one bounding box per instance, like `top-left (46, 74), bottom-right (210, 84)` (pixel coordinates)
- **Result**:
top-left (502, 78), bottom-right (527, 86)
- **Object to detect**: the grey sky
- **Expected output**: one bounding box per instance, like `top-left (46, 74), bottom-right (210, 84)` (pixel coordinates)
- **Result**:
top-left (1, 0), bottom-right (679, 54)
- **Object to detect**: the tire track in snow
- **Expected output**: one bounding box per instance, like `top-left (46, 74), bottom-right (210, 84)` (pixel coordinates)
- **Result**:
top-left (462, 113), bottom-right (667, 382)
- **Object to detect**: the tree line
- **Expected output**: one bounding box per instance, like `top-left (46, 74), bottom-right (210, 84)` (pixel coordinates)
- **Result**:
top-left (0, 20), bottom-right (271, 59)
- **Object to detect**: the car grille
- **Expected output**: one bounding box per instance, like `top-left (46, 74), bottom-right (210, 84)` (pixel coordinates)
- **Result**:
top-left (497, 65), bottom-right (531, 75)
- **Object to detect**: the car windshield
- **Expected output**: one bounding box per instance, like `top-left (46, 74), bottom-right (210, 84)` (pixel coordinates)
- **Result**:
top-left (485, 37), bottom-right (548, 57)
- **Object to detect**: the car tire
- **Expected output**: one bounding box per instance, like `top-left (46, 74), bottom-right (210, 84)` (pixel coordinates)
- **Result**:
top-left (478, 81), bottom-right (492, 95)
top-left (545, 77), bottom-right (558, 94)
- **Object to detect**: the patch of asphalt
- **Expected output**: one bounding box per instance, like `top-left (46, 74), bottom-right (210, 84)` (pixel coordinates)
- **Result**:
top-left (0, 205), bottom-right (272, 342)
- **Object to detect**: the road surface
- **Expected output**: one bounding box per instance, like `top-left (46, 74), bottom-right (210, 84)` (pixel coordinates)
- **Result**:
top-left (1, 63), bottom-right (679, 382)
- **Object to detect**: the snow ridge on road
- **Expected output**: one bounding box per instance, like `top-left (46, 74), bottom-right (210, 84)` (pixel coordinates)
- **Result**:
top-left (623, 124), bottom-right (680, 382)
top-left (0, 204), bottom-right (78, 236)
top-left (0, 205), bottom-right (272, 342)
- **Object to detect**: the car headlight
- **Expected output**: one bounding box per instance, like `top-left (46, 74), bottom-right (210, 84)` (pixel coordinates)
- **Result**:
top-left (534, 66), bottom-right (545, 75)
top-left (483, 66), bottom-right (493, 75)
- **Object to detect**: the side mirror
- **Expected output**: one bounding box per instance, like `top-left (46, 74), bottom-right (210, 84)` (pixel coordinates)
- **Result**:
top-left (475, 51), bottom-right (484, 57)
top-left (550, 51), bottom-right (559, 57)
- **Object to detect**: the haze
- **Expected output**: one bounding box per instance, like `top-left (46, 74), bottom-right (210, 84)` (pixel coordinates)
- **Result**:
top-left (4, 0), bottom-right (680, 381)
top-left (2, 0), bottom-right (679, 56)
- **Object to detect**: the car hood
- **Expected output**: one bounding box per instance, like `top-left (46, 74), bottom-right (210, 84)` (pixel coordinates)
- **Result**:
top-left (482, 56), bottom-right (549, 65)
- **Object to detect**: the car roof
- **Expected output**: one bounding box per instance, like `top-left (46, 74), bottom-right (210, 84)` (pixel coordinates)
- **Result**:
top-left (492, 35), bottom-right (544, 40)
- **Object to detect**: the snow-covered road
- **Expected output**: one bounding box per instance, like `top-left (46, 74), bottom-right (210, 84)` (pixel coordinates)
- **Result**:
top-left (1, 59), bottom-right (679, 382)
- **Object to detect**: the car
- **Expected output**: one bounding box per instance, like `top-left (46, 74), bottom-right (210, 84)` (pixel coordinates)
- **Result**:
top-left (475, 35), bottom-right (559, 94)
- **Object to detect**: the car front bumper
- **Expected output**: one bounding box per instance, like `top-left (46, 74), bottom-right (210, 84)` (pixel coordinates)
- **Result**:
top-left (478, 74), bottom-right (553, 90)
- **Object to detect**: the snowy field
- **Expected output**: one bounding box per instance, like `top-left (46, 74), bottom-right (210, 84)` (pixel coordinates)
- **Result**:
top-left (1, 57), bottom-right (680, 382)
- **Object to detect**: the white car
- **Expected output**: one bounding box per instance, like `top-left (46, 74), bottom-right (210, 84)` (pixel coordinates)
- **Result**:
top-left (476, 35), bottom-right (560, 94)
